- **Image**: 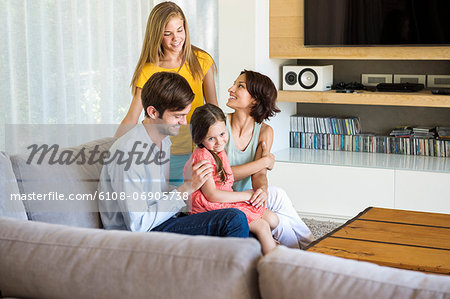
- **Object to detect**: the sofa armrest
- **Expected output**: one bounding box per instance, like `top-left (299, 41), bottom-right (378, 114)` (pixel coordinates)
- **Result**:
top-left (258, 246), bottom-right (450, 299)
top-left (0, 217), bottom-right (261, 299)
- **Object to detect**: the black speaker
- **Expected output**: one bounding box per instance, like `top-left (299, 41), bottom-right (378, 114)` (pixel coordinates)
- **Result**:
top-left (284, 71), bottom-right (298, 86)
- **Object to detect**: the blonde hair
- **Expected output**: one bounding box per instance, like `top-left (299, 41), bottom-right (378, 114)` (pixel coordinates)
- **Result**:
top-left (130, 1), bottom-right (212, 95)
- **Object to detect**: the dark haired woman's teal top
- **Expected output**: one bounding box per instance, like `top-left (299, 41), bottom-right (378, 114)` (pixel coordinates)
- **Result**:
top-left (225, 116), bottom-right (261, 192)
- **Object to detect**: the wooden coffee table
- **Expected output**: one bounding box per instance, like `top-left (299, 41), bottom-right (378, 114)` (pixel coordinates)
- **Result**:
top-left (306, 207), bottom-right (450, 275)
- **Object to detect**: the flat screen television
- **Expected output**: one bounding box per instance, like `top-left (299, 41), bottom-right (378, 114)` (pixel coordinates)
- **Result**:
top-left (304, 0), bottom-right (450, 47)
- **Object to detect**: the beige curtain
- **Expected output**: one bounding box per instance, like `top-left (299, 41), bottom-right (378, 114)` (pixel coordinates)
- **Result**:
top-left (0, 0), bottom-right (218, 151)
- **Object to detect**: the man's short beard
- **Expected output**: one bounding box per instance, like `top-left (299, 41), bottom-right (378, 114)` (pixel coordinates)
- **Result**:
top-left (157, 125), bottom-right (180, 136)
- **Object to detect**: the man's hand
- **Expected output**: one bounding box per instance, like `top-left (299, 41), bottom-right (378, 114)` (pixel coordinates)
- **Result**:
top-left (249, 188), bottom-right (268, 208)
top-left (178, 160), bottom-right (213, 201)
top-left (190, 160), bottom-right (214, 192)
top-left (261, 141), bottom-right (275, 170)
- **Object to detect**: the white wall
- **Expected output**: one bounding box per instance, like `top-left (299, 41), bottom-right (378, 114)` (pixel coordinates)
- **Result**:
top-left (218, 0), bottom-right (296, 152)
top-left (218, 0), bottom-right (256, 112)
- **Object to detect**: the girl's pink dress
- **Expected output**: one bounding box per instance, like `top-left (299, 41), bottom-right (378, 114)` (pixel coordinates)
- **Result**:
top-left (184, 147), bottom-right (265, 224)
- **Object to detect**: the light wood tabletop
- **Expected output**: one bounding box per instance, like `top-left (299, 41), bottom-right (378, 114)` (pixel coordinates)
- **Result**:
top-left (306, 207), bottom-right (450, 275)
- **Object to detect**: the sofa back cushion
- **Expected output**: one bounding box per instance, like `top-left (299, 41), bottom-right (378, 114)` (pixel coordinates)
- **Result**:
top-left (0, 152), bottom-right (28, 220)
top-left (10, 137), bottom-right (115, 228)
top-left (0, 217), bottom-right (261, 299)
top-left (258, 246), bottom-right (450, 299)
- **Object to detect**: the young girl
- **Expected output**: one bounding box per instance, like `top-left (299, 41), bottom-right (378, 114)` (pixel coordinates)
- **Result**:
top-left (186, 104), bottom-right (279, 255)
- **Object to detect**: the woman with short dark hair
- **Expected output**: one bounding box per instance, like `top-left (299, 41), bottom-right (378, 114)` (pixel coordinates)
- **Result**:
top-left (225, 70), bottom-right (313, 249)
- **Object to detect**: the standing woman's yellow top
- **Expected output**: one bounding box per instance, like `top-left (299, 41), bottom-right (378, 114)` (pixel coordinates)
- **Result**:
top-left (136, 50), bottom-right (214, 155)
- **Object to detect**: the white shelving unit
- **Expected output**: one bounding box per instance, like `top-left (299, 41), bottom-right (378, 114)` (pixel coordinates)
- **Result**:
top-left (268, 148), bottom-right (450, 220)
top-left (268, 0), bottom-right (450, 220)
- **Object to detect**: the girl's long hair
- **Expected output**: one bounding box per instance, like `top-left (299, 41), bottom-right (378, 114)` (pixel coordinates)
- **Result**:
top-left (130, 2), bottom-right (211, 95)
top-left (191, 104), bottom-right (228, 183)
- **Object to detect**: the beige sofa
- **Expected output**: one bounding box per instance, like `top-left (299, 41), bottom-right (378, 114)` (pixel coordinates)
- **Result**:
top-left (1, 138), bottom-right (449, 299)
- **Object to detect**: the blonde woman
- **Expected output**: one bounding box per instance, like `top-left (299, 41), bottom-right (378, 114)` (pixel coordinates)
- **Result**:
top-left (116, 1), bottom-right (217, 184)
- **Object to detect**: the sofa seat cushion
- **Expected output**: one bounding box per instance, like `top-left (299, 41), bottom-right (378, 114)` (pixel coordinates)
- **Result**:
top-left (258, 246), bottom-right (450, 299)
top-left (0, 152), bottom-right (27, 220)
top-left (0, 217), bottom-right (261, 299)
top-left (10, 137), bottom-right (115, 228)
